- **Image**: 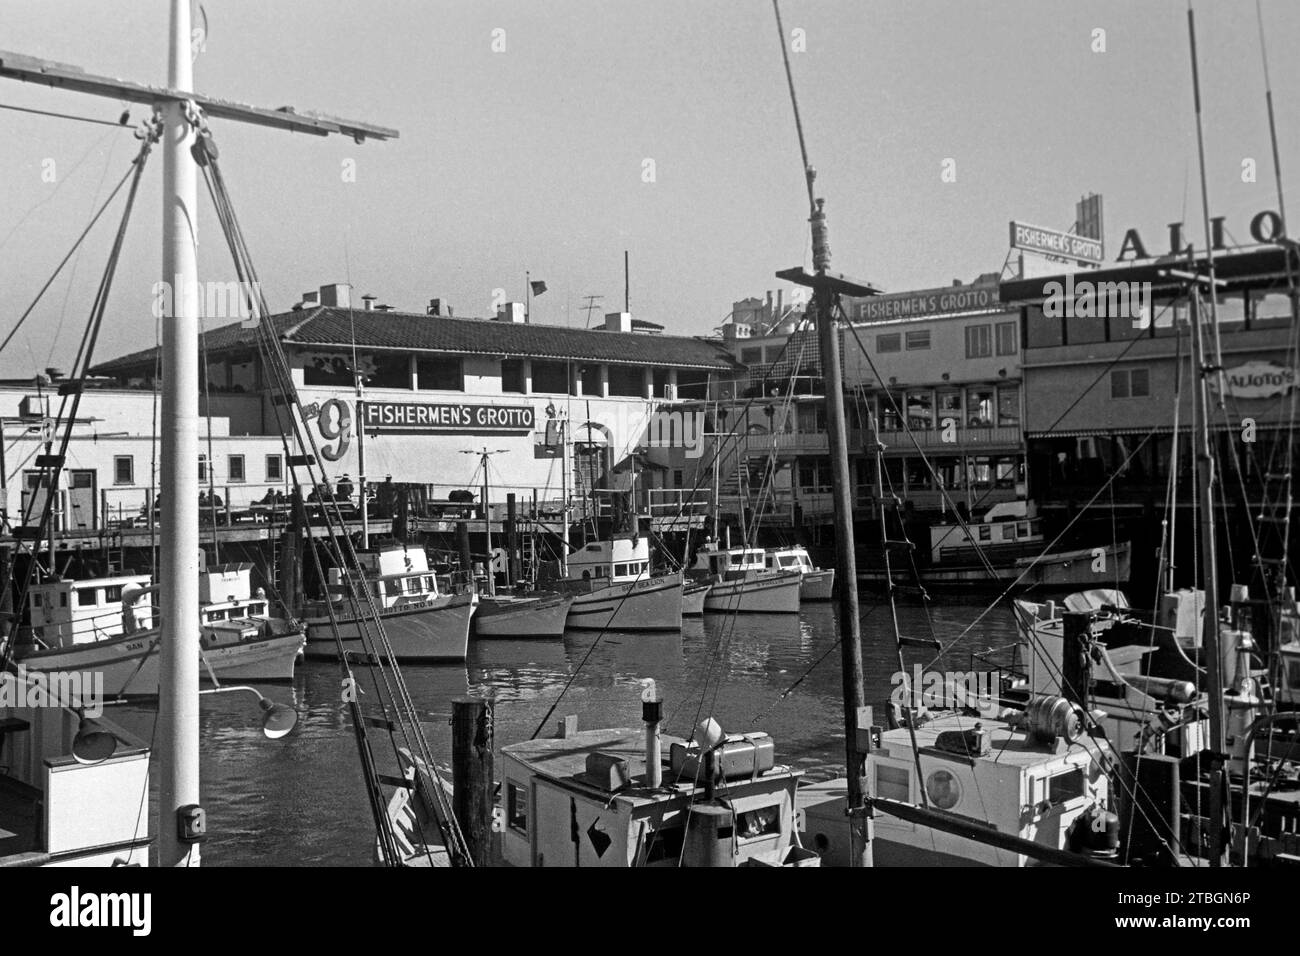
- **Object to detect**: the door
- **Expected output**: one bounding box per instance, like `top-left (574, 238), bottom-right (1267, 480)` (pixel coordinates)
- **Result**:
top-left (67, 470), bottom-right (97, 531)
top-left (21, 470), bottom-right (57, 530)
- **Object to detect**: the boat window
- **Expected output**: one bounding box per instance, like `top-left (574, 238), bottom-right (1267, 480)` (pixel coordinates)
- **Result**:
top-left (925, 769), bottom-right (962, 811)
top-left (373, 582), bottom-right (384, 598)
top-left (249, 603), bottom-right (266, 616)
top-left (1286, 656), bottom-right (1300, 689)
top-left (30, 593), bottom-right (39, 609)
top-left (978, 526), bottom-right (991, 542)
top-left (736, 804), bottom-right (781, 841)
top-left (1018, 522), bottom-right (1030, 537)
top-left (1001, 523), bottom-right (1016, 541)
top-left (76, 588), bottom-right (99, 607)
top-left (615, 563), bottom-right (628, 577)
top-left (780, 556), bottom-right (798, 568)
top-left (1046, 768), bottom-right (1086, 806)
top-left (875, 764), bottom-right (910, 802)
top-left (103, 585), bottom-right (122, 602)
top-left (584, 544), bottom-right (602, 553)
top-left (60, 592), bottom-right (67, 607)
top-left (506, 781), bottom-right (528, 834)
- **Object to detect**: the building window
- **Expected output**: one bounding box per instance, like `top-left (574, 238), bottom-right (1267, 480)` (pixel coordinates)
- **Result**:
top-left (500, 359), bottom-right (525, 393)
top-left (877, 392), bottom-right (903, 431)
top-left (965, 387), bottom-right (995, 426)
top-left (905, 330), bottom-right (931, 350)
top-left (877, 333), bottom-right (901, 353)
top-left (672, 469), bottom-right (683, 488)
top-left (506, 781), bottom-right (528, 833)
top-left (198, 454), bottom-right (208, 482)
top-left (266, 454), bottom-right (283, 482)
top-left (303, 354), bottom-right (355, 387)
top-left (996, 321), bottom-right (1017, 355)
top-left (740, 346), bottom-right (763, 365)
top-left (416, 356), bottom-right (463, 391)
top-left (531, 360), bottom-right (568, 394)
top-left (965, 324), bottom-right (992, 358)
top-left (578, 365), bottom-right (601, 396)
top-left (113, 455), bottom-right (134, 485)
top-left (936, 390), bottom-right (962, 429)
top-left (905, 457), bottom-right (933, 490)
top-left (228, 454), bottom-right (246, 483)
top-left (997, 385), bottom-right (1019, 426)
top-left (368, 353), bottom-right (414, 389)
top-left (905, 389), bottom-right (934, 429)
top-left (1111, 368), bottom-right (1150, 399)
top-left (798, 458), bottom-right (833, 493)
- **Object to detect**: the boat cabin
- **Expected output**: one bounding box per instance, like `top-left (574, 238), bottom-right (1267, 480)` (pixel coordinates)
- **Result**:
top-left (567, 534), bottom-right (652, 585)
top-left (498, 721), bottom-right (811, 867)
top-left (328, 545), bottom-right (440, 609)
top-left (0, 682), bottom-right (151, 866)
top-left (24, 574), bottom-right (154, 649)
top-left (930, 500), bottom-right (1043, 563)
top-left (199, 563), bottom-right (275, 644)
top-left (801, 710), bottom-right (1111, 866)
top-left (764, 546), bottom-right (816, 575)
top-left (691, 543), bottom-right (766, 581)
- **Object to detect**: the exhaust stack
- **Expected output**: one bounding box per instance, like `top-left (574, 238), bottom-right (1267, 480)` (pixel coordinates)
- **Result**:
top-left (641, 679), bottom-right (662, 788)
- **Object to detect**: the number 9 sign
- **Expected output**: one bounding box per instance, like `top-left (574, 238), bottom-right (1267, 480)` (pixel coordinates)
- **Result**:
top-left (317, 398), bottom-right (352, 462)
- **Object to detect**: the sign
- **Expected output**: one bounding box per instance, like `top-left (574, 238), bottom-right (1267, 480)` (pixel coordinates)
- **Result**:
top-left (856, 284), bottom-right (1001, 322)
top-left (1010, 221), bottom-right (1104, 265)
top-left (363, 401), bottom-right (535, 434)
top-left (1212, 361), bottom-right (1296, 399)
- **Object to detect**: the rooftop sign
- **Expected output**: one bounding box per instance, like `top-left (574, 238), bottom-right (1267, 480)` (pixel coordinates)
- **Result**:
top-left (363, 401), bottom-right (535, 434)
top-left (855, 284), bottom-right (1001, 322)
top-left (1010, 221), bottom-right (1104, 265)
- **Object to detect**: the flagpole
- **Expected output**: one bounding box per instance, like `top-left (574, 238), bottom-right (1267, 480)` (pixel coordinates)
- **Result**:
top-left (526, 270), bottom-right (530, 322)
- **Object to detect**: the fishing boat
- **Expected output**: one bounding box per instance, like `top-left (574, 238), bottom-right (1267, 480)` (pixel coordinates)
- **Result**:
top-left (689, 541), bottom-right (801, 614)
top-left (858, 500), bottom-right (1132, 589)
top-left (561, 534), bottom-right (683, 632)
top-left (303, 543), bottom-right (476, 662)
top-left (474, 590), bottom-right (573, 639)
top-left (764, 545), bottom-right (834, 601)
top-left (496, 685), bottom-right (817, 867)
top-left (682, 581), bottom-right (711, 616)
top-left (11, 566), bottom-right (304, 696)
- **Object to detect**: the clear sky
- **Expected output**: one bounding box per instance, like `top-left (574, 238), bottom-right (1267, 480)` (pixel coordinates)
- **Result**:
top-left (0, 0), bottom-right (1297, 377)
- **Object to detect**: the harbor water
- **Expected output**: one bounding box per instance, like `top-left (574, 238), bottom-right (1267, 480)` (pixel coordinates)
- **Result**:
top-left (115, 597), bottom-right (1018, 865)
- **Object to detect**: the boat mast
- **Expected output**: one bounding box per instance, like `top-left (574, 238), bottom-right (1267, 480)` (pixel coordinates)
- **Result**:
top-left (560, 413), bottom-right (570, 575)
top-left (158, 0), bottom-right (202, 868)
top-left (355, 371), bottom-right (369, 549)
top-left (1186, 7), bottom-right (1228, 866)
top-left (770, 0), bottom-right (873, 867)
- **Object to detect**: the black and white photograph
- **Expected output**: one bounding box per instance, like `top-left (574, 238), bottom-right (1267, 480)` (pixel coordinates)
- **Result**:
top-left (0, 0), bottom-right (1295, 934)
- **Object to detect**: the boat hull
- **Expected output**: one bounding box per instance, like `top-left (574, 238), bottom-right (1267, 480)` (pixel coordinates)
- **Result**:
top-left (682, 582), bottom-right (710, 616)
top-left (566, 575), bottom-right (683, 632)
top-left (799, 569), bottom-right (835, 602)
top-left (304, 593), bottom-right (475, 662)
top-left (474, 594), bottom-right (573, 638)
top-left (703, 573), bottom-right (801, 614)
top-left (15, 628), bottom-right (304, 697)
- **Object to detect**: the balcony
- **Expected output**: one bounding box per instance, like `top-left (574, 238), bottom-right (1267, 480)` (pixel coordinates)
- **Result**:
top-left (727, 424), bottom-right (1022, 457)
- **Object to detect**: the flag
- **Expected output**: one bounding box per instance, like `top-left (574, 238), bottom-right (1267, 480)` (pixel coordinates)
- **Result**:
top-left (529, 279), bottom-right (548, 296)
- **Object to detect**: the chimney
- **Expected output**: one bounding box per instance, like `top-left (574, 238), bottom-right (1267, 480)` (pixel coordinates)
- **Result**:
top-left (361, 294), bottom-right (376, 311)
top-left (604, 311), bottom-right (632, 333)
top-left (642, 681), bottom-right (662, 788)
top-left (428, 298), bottom-right (442, 316)
top-left (776, 288), bottom-right (784, 319)
top-left (318, 283), bottom-right (352, 308)
top-left (496, 302), bottom-right (526, 323)
top-left (294, 290), bottom-right (320, 311)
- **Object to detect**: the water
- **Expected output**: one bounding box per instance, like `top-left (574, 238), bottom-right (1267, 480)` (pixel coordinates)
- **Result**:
top-left (111, 596), bottom-right (1018, 865)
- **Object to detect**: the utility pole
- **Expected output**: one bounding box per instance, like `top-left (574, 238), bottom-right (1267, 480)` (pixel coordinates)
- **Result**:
top-left (0, 2), bottom-right (396, 868)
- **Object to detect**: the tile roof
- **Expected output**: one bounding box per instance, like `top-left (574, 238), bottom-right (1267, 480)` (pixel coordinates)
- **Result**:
top-left (91, 307), bottom-right (739, 375)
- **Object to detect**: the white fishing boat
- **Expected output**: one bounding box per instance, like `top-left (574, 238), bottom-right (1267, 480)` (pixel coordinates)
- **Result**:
top-left (562, 535), bottom-right (683, 632)
top-left (474, 591), bottom-right (573, 639)
top-left (689, 542), bottom-right (801, 614)
top-left (12, 567), bottom-right (304, 696)
top-left (764, 546), bottom-right (834, 601)
top-left (304, 543), bottom-right (476, 662)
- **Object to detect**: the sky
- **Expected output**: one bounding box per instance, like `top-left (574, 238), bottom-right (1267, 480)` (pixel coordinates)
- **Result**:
top-left (0, 0), bottom-right (1297, 377)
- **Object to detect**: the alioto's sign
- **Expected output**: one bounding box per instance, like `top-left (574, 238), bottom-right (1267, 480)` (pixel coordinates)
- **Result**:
top-left (363, 401), bottom-right (535, 434)
top-left (1211, 361), bottom-right (1296, 400)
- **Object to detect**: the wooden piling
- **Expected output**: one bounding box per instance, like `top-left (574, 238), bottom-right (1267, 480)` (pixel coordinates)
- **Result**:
top-left (456, 520), bottom-right (472, 592)
top-left (451, 697), bottom-right (494, 867)
top-left (505, 493), bottom-right (519, 586)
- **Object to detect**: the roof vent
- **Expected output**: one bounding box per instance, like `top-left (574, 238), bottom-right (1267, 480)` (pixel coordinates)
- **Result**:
top-left (294, 290), bottom-right (320, 311)
top-left (604, 311), bottom-right (632, 333)
top-left (428, 298), bottom-right (442, 316)
top-left (496, 302), bottom-right (526, 323)
top-left (362, 294), bottom-right (377, 311)
top-left (318, 283), bottom-right (352, 308)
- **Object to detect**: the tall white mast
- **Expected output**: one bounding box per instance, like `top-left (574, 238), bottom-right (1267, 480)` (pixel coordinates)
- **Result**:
top-left (158, 0), bottom-right (201, 868)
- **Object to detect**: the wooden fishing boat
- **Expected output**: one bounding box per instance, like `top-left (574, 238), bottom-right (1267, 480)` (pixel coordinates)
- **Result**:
top-left (689, 543), bottom-right (800, 614)
top-left (764, 546), bottom-right (835, 601)
top-left (474, 591), bottom-right (573, 639)
top-left (561, 535), bottom-right (683, 632)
